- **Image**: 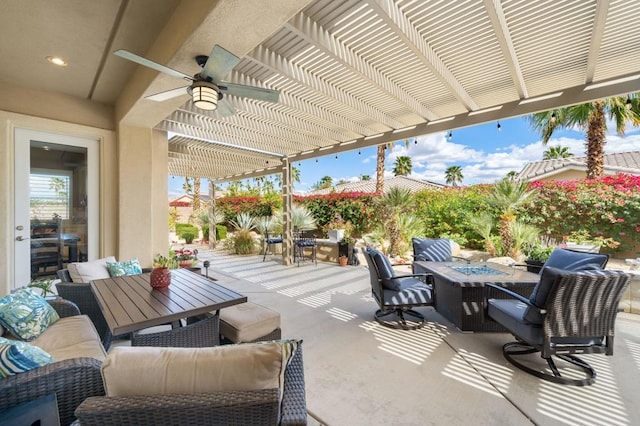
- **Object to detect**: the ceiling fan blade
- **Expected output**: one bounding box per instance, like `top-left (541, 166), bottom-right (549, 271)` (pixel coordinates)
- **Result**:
top-left (220, 82), bottom-right (279, 103)
top-left (114, 50), bottom-right (193, 81)
top-left (216, 98), bottom-right (235, 117)
top-left (145, 86), bottom-right (189, 102)
top-left (201, 45), bottom-right (241, 83)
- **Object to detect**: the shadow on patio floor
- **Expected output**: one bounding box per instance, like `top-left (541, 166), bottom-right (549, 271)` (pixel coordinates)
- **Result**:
top-left (185, 245), bottom-right (640, 425)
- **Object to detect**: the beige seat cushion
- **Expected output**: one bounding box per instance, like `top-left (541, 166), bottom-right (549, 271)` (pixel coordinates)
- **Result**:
top-left (68, 256), bottom-right (116, 283)
top-left (220, 302), bottom-right (281, 343)
top-left (31, 315), bottom-right (106, 362)
top-left (102, 341), bottom-right (296, 397)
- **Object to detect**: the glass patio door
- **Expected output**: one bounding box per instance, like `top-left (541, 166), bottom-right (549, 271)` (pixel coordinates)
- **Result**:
top-left (14, 129), bottom-right (99, 288)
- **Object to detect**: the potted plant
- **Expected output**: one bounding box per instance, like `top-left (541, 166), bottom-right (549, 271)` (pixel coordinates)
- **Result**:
top-left (173, 247), bottom-right (198, 268)
top-left (564, 230), bottom-right (619, 253)
top-left (27, 279), bottom-right (55, 298)
top-left (522, 242), bottom-right (555, 273)
top-left (338, 236), bottom-right (356, 265)
top-left (151, 254), bottom-right (178, 288)
top-left (327, 215), bottom-right (346, 243)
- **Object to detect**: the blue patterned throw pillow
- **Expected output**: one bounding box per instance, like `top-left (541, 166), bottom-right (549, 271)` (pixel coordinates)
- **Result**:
top-left (0, 337), bottom-right (54, 377)
top-left (106, 258), bottom-right (143, 277)
top-left (0, 288), bottom-right (60, 341)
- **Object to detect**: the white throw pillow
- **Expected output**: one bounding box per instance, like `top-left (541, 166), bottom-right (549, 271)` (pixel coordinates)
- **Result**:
top-left (101, 340), bottom-right (300, 399)
top-left (68, 256), bottom-right (116, 283)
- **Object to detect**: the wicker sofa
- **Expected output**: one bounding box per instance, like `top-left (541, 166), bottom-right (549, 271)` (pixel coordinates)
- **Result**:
top-left (74, 343), bottom-right (307, 426)
top-left (0, 299), bottom-right (106, 426)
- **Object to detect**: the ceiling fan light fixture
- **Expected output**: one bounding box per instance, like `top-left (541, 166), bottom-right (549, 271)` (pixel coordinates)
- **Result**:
top-left (190, 81), bottom-right (220, 110)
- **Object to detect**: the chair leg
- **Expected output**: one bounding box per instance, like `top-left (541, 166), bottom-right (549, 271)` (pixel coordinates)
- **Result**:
top-left (503, 342), bottom-right (596, 386)
top-left (374, 308), bottom-right (425, 330)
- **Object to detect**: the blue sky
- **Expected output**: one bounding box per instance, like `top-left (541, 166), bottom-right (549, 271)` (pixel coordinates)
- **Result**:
top-left (168, 115), bottom-right (640, 197)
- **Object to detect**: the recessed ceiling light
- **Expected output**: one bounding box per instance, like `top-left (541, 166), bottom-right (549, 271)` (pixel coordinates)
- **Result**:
top-left (46, 56), bottom-right (67, 67)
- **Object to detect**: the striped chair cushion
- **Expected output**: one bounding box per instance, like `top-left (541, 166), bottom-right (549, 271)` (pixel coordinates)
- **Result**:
top-left (412, 238), bottom-right (452, 262)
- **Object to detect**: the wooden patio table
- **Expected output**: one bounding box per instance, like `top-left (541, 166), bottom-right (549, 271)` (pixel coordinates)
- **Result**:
top-left (90, 268), bottom-right (247, 344)
top-left (414, 261), bottom-right (539, 332)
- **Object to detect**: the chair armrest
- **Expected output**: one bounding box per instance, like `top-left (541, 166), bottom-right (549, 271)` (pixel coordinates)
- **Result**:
top-left (485, 283), bottom-right (533, 305)
top-left (280, 345), bottom-right (306, 426)
top-left (0, 357), bottom-right (104, 426)
top-left (383, 273), bottom-right (434, 285)
top-left (48, 298), bottom-right (80, 317)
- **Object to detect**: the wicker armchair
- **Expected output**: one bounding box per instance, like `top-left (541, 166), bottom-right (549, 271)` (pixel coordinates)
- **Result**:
top-left (487, 267), bottom-right (630, 386)
top-left (74, 345), bottom-right (307, 425)
top-left (0, 299), bottom-right (105, 426)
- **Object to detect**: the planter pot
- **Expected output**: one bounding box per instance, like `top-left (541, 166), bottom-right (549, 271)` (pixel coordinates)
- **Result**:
top-left (338, 243), bottom-right (355, 265)
top-left (524, 259), bottom-right (544, 274)
top-left (150, 267), bottom-right (171, 288)
top-left (565, 242), bottom-right (600, 253)
top-left (338, 256), bottom-right (348, 267)
top-left (328, 229), bottom-right (345, 243)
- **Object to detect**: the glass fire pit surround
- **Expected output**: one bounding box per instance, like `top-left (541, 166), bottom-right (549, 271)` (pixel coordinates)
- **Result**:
top-left (450, 265), bottom-right (507, 276)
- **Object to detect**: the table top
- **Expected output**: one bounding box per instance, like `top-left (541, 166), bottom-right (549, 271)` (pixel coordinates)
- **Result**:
top-left (414, 260), bottom-right (540, 287)
top-left (91, 268), bottom-right (247, 336)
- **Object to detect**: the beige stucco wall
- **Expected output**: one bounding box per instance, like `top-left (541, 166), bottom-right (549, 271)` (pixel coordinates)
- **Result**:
top-left (117, 125), bottom-right (168, 267)
top-left (537, 169), bottom-right (587, 182)
top-left (0, 110), bottom-right (117, 296)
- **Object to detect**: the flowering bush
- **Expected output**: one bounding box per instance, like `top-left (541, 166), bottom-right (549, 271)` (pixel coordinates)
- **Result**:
top-left (294, 192), bottom-right (378, 236)
top-left (521, 174), bottom-right (640, 253)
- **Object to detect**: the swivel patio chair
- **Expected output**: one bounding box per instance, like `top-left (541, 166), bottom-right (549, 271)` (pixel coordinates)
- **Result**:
top-left (411, 237), bottom-right (468, 273)
top-left (362, 247), bottom-right (434, 330)
top-left (487, 267), bottom-right (630, 386)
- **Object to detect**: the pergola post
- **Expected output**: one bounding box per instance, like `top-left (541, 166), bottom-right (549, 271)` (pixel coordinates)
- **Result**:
top-left (209, 184), bottom-right (216, 248)
top-left (282, 159), bottom-right (293, 266)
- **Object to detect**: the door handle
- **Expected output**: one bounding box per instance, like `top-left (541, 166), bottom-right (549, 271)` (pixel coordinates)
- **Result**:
top-left (15, 236), bottom-right (29, 241)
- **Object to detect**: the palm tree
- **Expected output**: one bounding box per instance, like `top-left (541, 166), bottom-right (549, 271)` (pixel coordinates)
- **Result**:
top-left (392, 156), bottom-right (412, 176)
top-left (376, 139), bottom-right (412, 192)
top-left (375, 187), bottom-right (414, 257)
top-left (192, 177), bottom-right (201, 211)
top-left (543, 146), bottom-right (573, 160)
top-left (182, 177), bottom-right (192, 194)
top-left (445, 166), bottom-right (463, 186)
top-left (505, 171), bottom-right (518, 180)
top-left (361, 174), bottom-right (371, 181)
top-left (486, 179), bottom-right (535, 259)
top-left (312, 176), bottom-right (333, 190)
top-left (274, 166), bottom-right (301, 189)
top-left (528, 95), bottom-right (640, 178)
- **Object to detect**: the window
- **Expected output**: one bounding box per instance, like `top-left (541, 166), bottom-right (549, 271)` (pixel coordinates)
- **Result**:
top-left (30, 169), bottom-right (72, 220)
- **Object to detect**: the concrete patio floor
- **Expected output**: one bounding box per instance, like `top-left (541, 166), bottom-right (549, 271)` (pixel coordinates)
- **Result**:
top-left (191, 246), bottom-right (640, 426)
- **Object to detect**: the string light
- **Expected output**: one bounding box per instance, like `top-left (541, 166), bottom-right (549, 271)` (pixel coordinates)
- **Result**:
top-left (447, 131), bottom-right (453, 141)
top-left (551, 112), bottom-right (557, 123)
top-left (335, 155), bottom-right (338, 160)
top-left (358, 150), bottom-right (361, 156)
top-left (414, 139), bottom-right (417, 144)
top-left (626, 97), bottom-right (632, 110)
top-left (497, 121), bottom-right (501, 132)
top-left (315, 159), bottom-right (318, 163)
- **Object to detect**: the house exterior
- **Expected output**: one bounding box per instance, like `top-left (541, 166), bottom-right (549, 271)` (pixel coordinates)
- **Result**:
top-left (518, 151), bottom-right (640, 182)
top-left (306, 176), bottom-right (443, 195)
top-left (2, 1), bottom-right (640, 294)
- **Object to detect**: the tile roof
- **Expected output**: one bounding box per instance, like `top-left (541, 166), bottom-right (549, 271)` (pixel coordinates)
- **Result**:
top-left (518, 151), bottom-right (640, 181)
top-left (305, 176), bottom-right (443, 195)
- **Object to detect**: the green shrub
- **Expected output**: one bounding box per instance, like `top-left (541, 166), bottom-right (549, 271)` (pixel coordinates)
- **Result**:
top-left (202, 224), bottom-right (210, 240)
top-left (215, 224), bottom-right (227, 240)
top-left (180, 230), bottom-right (197, 244)
top-left (175, 223), bottom-right (197, 235)
top-left (294, 192), bottom-right (378, 236)
top-left (233, 230), bottom-right (255, 254)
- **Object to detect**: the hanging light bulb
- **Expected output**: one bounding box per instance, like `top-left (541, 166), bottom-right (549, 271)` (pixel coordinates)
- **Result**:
top-left (335, 155), bottom-right (338, 160)
top-left (551, 112), bottom-right (557, 123)
top-left (358, 150), bottom-right (361, 156)
top-left (315, 159), bottom-right (318, 163)
top-left (497, 121), bottom-right (501, 132)
top-left (447, 131), bottom-right (453, 141)
top-left (626, 97), bottom-right (632, 110)
top-left (414, 138), bottom-right (418, 144)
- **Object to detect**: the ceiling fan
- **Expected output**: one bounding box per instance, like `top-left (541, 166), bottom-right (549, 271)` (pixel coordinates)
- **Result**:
top-left (114, 45), bottom-right (279, 116)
